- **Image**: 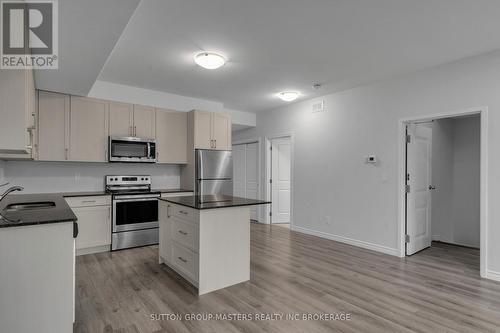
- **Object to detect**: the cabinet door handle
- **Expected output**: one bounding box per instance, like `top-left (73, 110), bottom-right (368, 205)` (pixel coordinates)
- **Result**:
top-left (167, 205), bottom-right (171, 218)
top-left (134, 126), bottom-right (137, 137)
top-left (214, 139), bottom-right (217, 149)
top-left (178, 256), bottom-right (187, 263)
top-left (178, 230), bottom-right (188, 236)
top-left (81, 200), bottom-right (96, 204)
top-left (179, 210), bottom-right (188, 215)
top-left (65, 148), bottom-right (69, 160)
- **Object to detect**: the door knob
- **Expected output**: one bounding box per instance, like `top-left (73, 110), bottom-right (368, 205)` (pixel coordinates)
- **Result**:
top-left (428, 185), bottom-right (436, 190)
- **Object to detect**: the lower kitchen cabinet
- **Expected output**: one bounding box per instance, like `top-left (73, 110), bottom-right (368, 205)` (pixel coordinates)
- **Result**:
top-left (0, 222), bottom-right (75, 333)
top-left (65, 196), bottom-right (111, 255)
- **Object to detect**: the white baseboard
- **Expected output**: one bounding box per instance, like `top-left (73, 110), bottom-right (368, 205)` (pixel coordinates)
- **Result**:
top-left (486, 270), bottom-right (500, 282)
top-left (291, 225), bottom-right (400, 257)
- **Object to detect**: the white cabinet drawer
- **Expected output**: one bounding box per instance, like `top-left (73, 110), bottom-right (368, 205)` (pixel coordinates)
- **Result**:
top-left (65, 195), bottom-right (111, 208)
top-left (171, 241), bottom-right (198, 283)
top-left (172, 204), bottom-right (196, 222)
top-left (171, 218), bottom-right (198, 252)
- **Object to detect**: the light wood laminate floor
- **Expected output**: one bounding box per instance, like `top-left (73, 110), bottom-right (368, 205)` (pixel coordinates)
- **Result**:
top-left (74, 223), bottom-right (500, 333)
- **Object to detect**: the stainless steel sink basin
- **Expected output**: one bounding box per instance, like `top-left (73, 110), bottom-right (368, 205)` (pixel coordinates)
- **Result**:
top-left (3, 201), bottom-right (56, 212)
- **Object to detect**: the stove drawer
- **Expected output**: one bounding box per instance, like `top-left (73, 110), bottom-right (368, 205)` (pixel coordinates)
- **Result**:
top-left (172, 218), bottom-right (198, 252)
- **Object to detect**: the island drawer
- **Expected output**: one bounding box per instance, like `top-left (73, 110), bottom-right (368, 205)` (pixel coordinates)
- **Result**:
top-left (65, 195), bottom-right (111, 208)
top-left (171, 218), bottom-right (198, 252)
top-left (171, 241), bottom-right (198, 283)
top-left (172, 205), bottom-right (197, 222)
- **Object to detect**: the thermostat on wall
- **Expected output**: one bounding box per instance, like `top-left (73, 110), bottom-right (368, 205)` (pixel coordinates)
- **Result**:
top-left (365, 155), bottom-right (377, 164)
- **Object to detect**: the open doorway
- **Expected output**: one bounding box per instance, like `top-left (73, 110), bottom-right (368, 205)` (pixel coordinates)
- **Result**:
top-left (266, 135), bottom-right (293, 228)
top-left (400, 108), bottom-right (487, 277)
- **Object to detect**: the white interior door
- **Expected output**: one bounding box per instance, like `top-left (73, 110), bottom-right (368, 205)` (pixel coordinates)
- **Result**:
top-left (406, 124), bottom-right (433, 255)
top-left (245, 142), bottom-right (259, 221)
top-left (271, 137), bottom-right (291, 224)
top-left (233, 142), bottom-right (260, 221)
top-left (233, 144), bottom-right (246, 197)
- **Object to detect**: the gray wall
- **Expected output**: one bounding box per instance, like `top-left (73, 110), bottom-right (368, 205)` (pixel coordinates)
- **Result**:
top-left (233, 49), bottom-right (500, 275)
top-left (431, 116), bottom-right (480, 248)
top-left (1, 161), bottom-right (180, 193)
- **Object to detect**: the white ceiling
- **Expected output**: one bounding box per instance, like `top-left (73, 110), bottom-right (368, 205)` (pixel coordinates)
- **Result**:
top-left (34, 0), bottom-right (140, 96)
top-left (37, 0), bottom-right (500, 112)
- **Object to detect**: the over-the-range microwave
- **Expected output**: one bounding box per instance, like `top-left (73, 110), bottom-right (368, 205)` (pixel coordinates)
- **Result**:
top-left (108, 136), bottom-right (156, 163)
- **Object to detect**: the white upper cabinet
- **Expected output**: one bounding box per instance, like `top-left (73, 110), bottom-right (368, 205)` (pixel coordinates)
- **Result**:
top-left (191, 110), bottom-right (232, 150)
top-left (37, 91), bottom-right (70, 161)
top-left (69, 96), bottom-right (109, 162)
top-left (109, 102), bottom-right (133, 137)
top-left (155, 109), bottom-right (188, 164)
top-left (211, 112), bottom-right (231, 150)
top-left (133, 105), bottom-right (156, 139)
top-left (0, 68), bottom-right (36, 157)
top-left (193, 110), bottom-right (213, 150)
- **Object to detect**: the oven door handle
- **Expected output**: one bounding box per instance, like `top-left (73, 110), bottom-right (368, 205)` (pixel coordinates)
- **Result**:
top-left (114, 196), bottom-right (160, 202)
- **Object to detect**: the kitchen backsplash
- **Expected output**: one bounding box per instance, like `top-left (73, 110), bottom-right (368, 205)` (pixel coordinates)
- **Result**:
top-left (1, 161), bottom-right (181, 193)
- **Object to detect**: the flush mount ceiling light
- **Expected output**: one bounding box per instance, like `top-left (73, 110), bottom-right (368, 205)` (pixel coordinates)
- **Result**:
top-left (277, 91), bottom-right (299, 102)
top-left (194, 51), bottom-right (226, 69)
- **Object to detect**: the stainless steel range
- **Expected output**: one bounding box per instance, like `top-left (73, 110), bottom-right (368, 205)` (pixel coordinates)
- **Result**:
top-left (106, 175), bottom-right (159, 250)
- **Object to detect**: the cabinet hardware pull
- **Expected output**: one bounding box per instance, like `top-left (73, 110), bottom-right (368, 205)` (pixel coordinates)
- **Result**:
top-left (167, 205), bottom-right (171, 218)
top-left (82, 200), bottom-right (96, 203)
top-left (178, 256), bottom-right (187, 263)
top-left (134, 126), bottom-right (137, 137)
top-left (178, 230), bottom-right (188, 235)
top-left (214, 139), bottom-right (216, 148)
top-left (179, 210), bottom-right (188, 215)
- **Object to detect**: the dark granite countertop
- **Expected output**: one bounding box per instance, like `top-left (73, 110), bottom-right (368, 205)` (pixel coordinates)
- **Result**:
top-left (158, 195), bottom-right (271, 210)
top-left (0, 194), bottom-right (77, 229)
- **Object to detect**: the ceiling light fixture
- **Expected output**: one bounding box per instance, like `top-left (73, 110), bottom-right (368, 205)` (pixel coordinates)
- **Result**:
top-left (194, 51), bottom-right (226, 69)
top-left (277, 91), bottom-right (299, 102)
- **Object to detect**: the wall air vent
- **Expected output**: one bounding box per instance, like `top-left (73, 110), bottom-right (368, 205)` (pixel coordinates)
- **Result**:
top-left (312, 100), bottom-right (324, 113)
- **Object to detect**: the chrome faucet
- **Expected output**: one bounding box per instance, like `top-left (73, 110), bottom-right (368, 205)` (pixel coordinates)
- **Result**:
top-left (0, 183), bottom-right (24, 203)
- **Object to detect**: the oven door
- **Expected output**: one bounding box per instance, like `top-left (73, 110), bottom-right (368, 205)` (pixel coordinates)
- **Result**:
top-left (112, 194), bottom-right (159, 232)
top-left (109, 137), bottom-right (156, 162)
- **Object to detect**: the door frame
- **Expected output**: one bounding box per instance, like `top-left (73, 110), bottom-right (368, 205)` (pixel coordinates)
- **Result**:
top-left (232, 138), bottom-right (262, 222)
top-left (397, 106), bottom-right (488, 278)
top-left (265, 132), bottom-right (294, 227)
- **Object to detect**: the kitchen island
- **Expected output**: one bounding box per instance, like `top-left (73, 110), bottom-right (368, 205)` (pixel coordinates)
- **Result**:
top-left (158, 195), bottom-right (270, 295)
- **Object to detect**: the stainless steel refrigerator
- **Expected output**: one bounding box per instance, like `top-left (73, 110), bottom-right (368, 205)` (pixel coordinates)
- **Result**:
top-left (195, 149), bottom-right (233, 202)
